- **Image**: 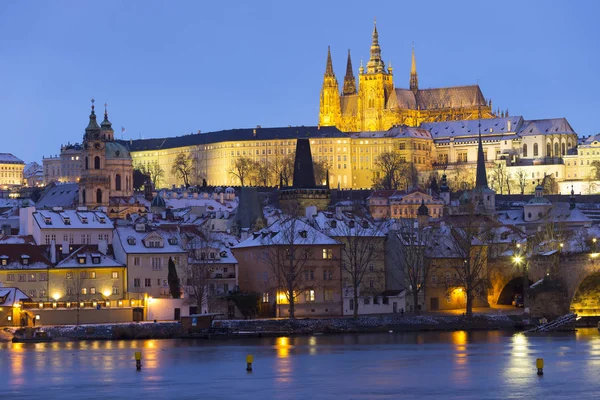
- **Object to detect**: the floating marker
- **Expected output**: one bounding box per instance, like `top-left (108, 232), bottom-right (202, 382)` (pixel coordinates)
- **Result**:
top-left (135, 351), bottom-right (142, 371)
top-left (536, 358), bottom-right (544, 376)
top-left (246, 354), bottom-right (253, 372)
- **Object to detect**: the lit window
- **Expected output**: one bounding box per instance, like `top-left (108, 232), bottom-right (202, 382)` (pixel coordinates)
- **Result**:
top-left (112, 272), bottom-right (119, 279)
top-left (322, 249), bottom-right (333, 259)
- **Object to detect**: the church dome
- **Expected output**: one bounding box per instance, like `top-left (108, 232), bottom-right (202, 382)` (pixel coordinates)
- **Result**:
top-left (151, 193), bottom-right (166, 208)
top-left (105, 142), bottom-right (131, 159)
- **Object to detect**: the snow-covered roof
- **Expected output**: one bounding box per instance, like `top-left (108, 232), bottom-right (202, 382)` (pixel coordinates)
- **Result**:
top-left (33, 209), bottom-right (113, 230)
top-left (234, 218), bottom-right (341, 249)
top-left (135, 193), bottom-right (237, 212)
top-left (36, 183), bottom-right (79, 209)
top-left (0, 287), bottom-right (30, 306)
top-left (114, 226), bottom-right (187, 255)
top-left (55, 245), bottom-right (124, 269)
top-left (0, 153), bottom-right (24, 164)
top-left (422, 117), bottom-right (523, 140)
top-left (518, 118), bottom-right (576, 136)
top-left (0, 244), bottom-right (52, 269)
top-left (312, 211), bottom-right (386, 238)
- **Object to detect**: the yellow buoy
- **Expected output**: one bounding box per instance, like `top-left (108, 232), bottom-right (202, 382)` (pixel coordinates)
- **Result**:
top-left (246, 354), bottom-right (253, 372)
top-left (536, 358), bottom-right (544, 376)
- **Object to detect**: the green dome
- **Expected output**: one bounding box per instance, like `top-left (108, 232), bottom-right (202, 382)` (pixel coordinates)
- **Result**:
top-left (105, 142), bottom-right (131, 159)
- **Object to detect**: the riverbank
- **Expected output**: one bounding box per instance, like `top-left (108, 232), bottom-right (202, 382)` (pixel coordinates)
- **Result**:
top-left (0, 314), bottom-right (521, 342)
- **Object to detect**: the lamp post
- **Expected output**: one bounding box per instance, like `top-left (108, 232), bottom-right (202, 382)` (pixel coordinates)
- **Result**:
top-left (593, 237), bottom-right (597, 253)
top-left (513, 246), bottom-right (528, 306)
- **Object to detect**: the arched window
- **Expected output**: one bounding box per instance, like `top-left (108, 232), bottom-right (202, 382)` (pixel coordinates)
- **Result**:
top-left (533, 143), bottom-right (538, 157)
top-left (115, 174), bottom-right (122, 191)
top-left (547, 143), bottom-right (552, 156)
top-left (561, 143), bottom-right (566, 156)
top-left (522, 144), bottom-right (528, 157)
top-left (96, 188), bottom-right (102, 204)
top-left (554, 143), bottom-right (559, 157)
top-left (85, 156), bottom-right (89, 170)
top-left (94, 156), bottom-right (100, 169)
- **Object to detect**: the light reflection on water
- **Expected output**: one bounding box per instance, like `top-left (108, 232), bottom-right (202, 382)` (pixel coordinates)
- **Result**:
top-left (1, 329), bottom-right (600, 399)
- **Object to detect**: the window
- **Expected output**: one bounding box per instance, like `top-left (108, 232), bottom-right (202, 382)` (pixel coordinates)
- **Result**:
top-left (157, 279), bottom-right (161, 286)
top-left (89, 271), bottom-right (96, 279)
top-left (67, 287), bottom-right (73, 295)
top-left (322, 248), bottom-right (333, 259)
top-left (133, 257), bottom-right (140, 266)
top-left (78, 256), bottom-right (86, 264)
top-left (152, 257), bottom-right (162, 270)
top-left (522, 144), bottom-right (528, 157)
top-left (134, 278), bottom-right (141, 288)
top-left (7, 273), bottom-right (14, 281)
top-left (262, 292), bottom-right (269, 303)
top-left (304, 269), bottom-right (315, 281)
top-left (90, 287), bottom-right (96, 295)
top-left (364, 297), bottom-right (370, 305)
top-left (369, 280), bottom-right (374, 288)
top-left (112, 287), bottom-right (119, 295)
top-left (145, 278), bottom-right (152, 287)
top-left (92, 256), bottom-right (101, 264)
top-left (81, 288), bottom-right (87, 295)
top-left (18, 274), bottom-right (26, 282)
top-left (323, 269), bottom-right (333, 280)
top-left (369, 264), bottom-right (374, 272)
top-left (533, 143), bottom-right (539, 157)
top-left (21, 256), bottom-right (29, 265)
top-left (324, 289), bottom-right (333, 302)
top-left (29, 289), bottom-right (36, 298)
top-left (80, 271), bottom-right (86, 279)
top-left (66, 272), bottom-right (73, 279)
top-left (112, 272), bottom-right (119, 279)
top-left (457, 152), bottom-right (468, 163)
top-left (28, 273), bottom-right (36, 282)
top-left (305, 289), bottom-right (315, 302)
top-left (40, 289), bottom-right (46, 298)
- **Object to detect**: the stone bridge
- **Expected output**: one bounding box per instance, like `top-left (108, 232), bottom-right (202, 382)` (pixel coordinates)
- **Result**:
top-left (488, 251), bottom-right (600, 318)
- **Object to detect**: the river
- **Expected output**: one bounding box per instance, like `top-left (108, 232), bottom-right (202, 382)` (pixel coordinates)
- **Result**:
top-left (1, 329), bottom-right (600, 399)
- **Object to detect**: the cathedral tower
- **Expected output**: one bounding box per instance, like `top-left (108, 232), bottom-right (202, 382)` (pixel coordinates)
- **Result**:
top-left (79, 100), bottom-right (134, 209)
top-left (343, 50), bottom-right (357, 95)
top-left (319, 46), bottom-right (341, 126)
top-left (357, 21), bottom-right (395, 131)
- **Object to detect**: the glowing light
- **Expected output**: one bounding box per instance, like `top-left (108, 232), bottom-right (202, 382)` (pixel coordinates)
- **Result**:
top-left (513, 255), bottom-right (523, 264)
top-left (52, 293), bottom-right (61, 301)
top-left (103, 290), bottom-right (111, 297)
top-left (13, 302), bottom-right (21, 308)
top-left (147, 297), bottom-right (153, 303)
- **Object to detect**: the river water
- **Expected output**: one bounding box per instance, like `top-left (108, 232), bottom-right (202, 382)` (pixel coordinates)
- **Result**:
top-left (1, 329), bottom-right (600, 399)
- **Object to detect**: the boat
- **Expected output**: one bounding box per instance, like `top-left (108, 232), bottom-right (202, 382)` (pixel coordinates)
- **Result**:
top-left (12, 328), bottom-right (52, 343)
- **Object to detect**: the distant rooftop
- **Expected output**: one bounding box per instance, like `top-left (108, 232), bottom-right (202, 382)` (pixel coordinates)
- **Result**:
top-left (0, 153), bottom-right (24, 164)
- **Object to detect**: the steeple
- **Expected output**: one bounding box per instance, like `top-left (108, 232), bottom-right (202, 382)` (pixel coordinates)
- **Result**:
top-left (292, 138), bottom-right (317, 189)
top-left (325, 45), bottom-right (334, 77)
top-left (410, 44), bottom-right (419, 93)
top-left (475, 108), bottom-right (489, 189)
top-left (343, 49), bottom-right (357, 95)
top-left (85, 98), bottom-right (101, 140)
top-left (570, 185), bottom-right (576, 210)
top-left (101, 102), bottom-right (114, 141)
top-left (367, 19), bottom-right (385, 73)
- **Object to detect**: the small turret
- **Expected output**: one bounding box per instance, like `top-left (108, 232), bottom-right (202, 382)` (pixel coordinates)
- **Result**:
top-left (410, 44), bottom-right (418, 93)
top-left (84, 99), bottom-right (101, 140)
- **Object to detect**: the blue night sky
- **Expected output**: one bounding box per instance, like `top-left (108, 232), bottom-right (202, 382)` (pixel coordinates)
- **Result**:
top-left (1, 0), bottom-right (599, 162)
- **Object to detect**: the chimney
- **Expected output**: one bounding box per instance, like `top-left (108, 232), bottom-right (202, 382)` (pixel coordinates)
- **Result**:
top-left (98, 239), bottom-right (108, 255)
top-left (62, 240), bottom-right (69, 255)
top-left (50, 239), bottom-right (57, 264)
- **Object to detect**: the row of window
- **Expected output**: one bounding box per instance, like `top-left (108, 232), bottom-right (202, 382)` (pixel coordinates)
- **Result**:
top-left (7, 272), bottom-right (48, 282)
top-left (133, 278), bottom-right (168, 288)
top-left (45, 234), bottom-right (107, 245)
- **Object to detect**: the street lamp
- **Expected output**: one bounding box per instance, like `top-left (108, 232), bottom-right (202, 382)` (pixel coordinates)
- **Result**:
top-left (513, 248), bottom-right (529, 306)
top-left (593, 238), bottom-right (597, 253)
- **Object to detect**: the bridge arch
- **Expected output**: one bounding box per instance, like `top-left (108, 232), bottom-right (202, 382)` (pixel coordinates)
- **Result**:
top-left (496, 277), bottom-right (533, 306)
top-left (570, 272), bottom-right (600, 316)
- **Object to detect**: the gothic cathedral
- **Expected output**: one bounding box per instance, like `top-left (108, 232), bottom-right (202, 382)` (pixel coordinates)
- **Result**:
top-left (319, 22), bottom-right (496, 132)
top-left (79, 100), bottom-right (134, 208)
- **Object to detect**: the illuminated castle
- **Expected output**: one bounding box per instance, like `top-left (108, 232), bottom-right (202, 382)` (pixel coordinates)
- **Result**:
top-left (319, 21), bottom-right (496, 132)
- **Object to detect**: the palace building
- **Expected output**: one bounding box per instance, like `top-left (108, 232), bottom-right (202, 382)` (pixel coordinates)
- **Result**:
top-left (318, 22), bottom-right (496, 132)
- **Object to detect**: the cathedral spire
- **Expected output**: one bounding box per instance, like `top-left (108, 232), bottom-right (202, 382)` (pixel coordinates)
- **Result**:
top-left (410, 44), bottom-right (419, 93)
top-left (367, 19), bottom-right (385, 73)
top-left (325, 46), bottom-right (334, 77)
top-left (475, 107), bottom-right (488, 189)
top-left (343, 49), bottom-right (357, 95)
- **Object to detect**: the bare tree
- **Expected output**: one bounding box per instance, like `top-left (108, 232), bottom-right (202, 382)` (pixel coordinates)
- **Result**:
top-left (255, 159), bottom-right (272, 187)
top-left (273, 152), bottom-right (295, 187)
top-left (137, 161), bottom-right (165, 188)
top-left (337, 218), bottom-right (385, 318)
top-left (185, 236), bottom-right (216, 313)
top-left (491, 162), bottom-right (506, 194)
top-left (505, 172), bottom-right (512, 195)
top-left (171, 153), bottom-right (196, 188)
top-left (515, 168), bottom-right (527, 195)
top-left (446, 215), bottom-right (497, 317)
top-left (65, 269), bottom-right (88, 326)
top-left (388, 219), bottom-right (436, 313)
top-left (373, 152), bottom-right (416, 190)
top-left (451, 164), bottom-right (475, 191)
top-left (229, 156), bottom-right (257, 187)
top-left (261, 217), bottom-right (314, 319)
top-left (313, 159), bottom-right (331, 187)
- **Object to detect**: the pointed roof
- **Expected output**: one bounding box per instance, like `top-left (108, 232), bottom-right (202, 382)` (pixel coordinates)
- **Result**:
top-left (475, 116), bottom-right (489, 189)
top-left (418, 199), bottom-right (429, 216)
top-left (325, 46), bottom-right (334, 77)
top-left (292, 138), bottom-right (317, 189)
top-left (85, 99), bottom-right (101, 133)
top-left (410, 45), bottom-right (418, 92)
top-left (367, 19), bottom-right (385, 73)
top-left (101, 102), bottom-right (113, 131)
top-left (343, 49), bottom-right (357, 95)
